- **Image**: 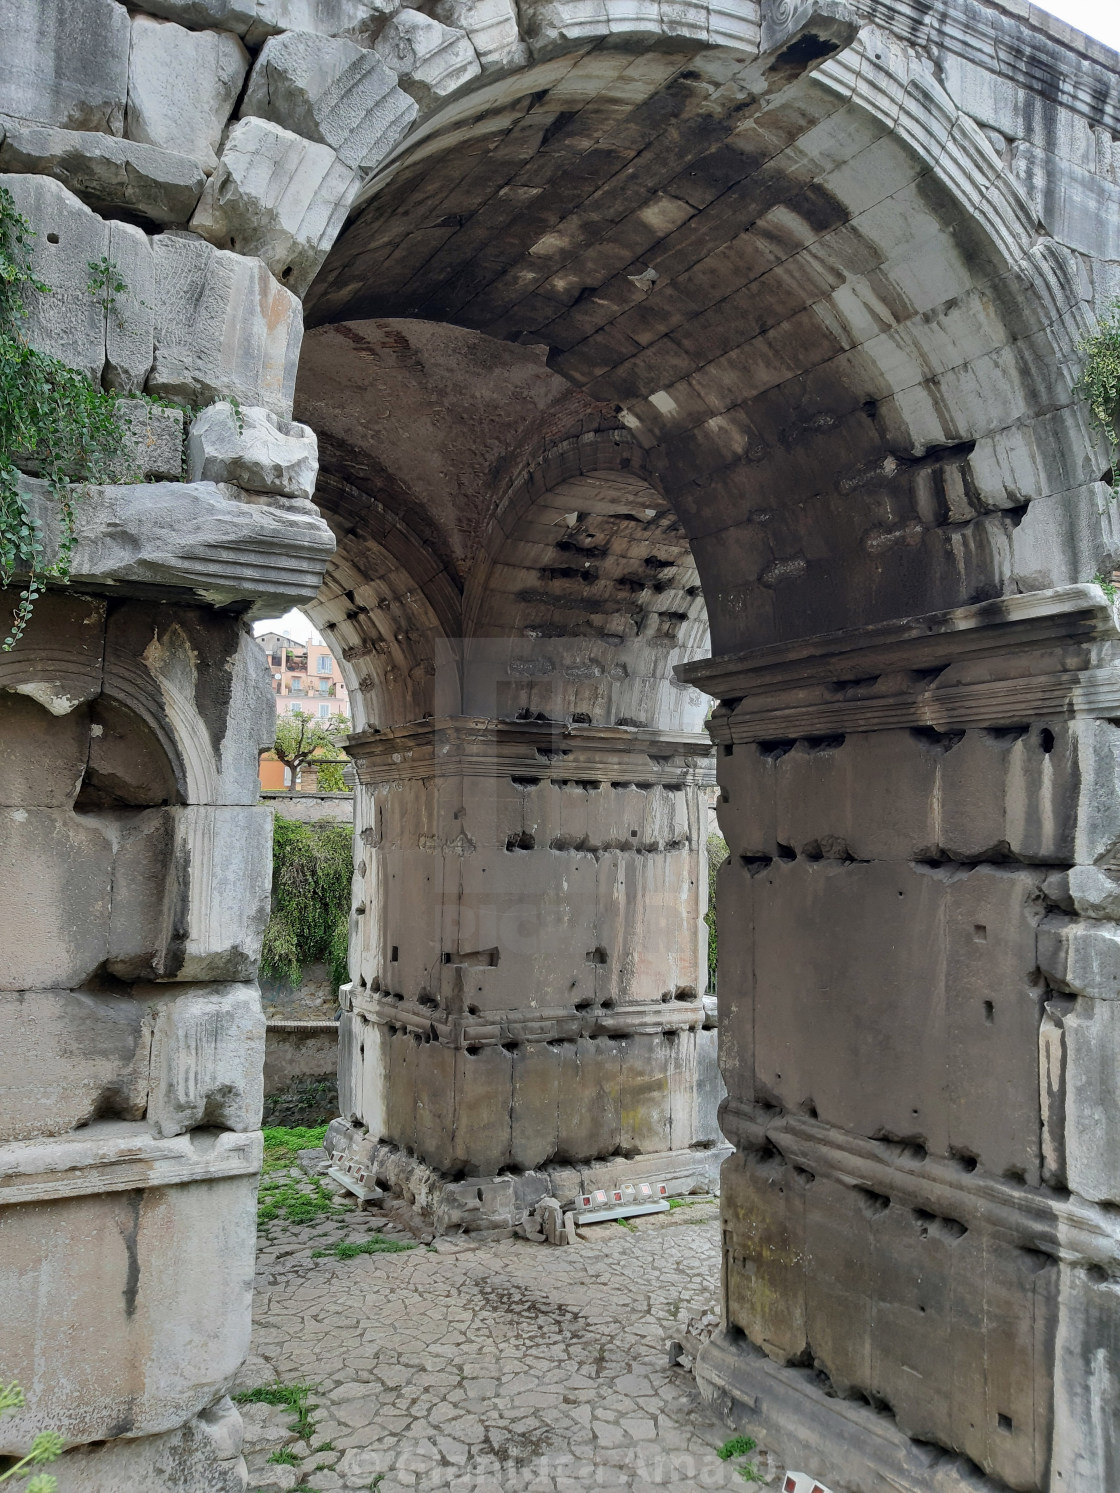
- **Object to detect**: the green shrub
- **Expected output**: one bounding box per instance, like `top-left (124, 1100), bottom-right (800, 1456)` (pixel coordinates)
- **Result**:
top-left (260, 818), bottom-right (352, 994)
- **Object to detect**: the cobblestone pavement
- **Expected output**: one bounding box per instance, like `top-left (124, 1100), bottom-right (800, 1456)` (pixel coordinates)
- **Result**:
top-left (238, 1167), bottom-right (784, 1492)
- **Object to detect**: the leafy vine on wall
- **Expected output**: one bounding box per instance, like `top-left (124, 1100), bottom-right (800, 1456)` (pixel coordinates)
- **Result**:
top-left (0, 188), bottom-right (163, 650)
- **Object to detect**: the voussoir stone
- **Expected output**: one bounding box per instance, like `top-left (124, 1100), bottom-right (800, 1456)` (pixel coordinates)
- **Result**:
top-left (188, 401), bottom-right (320, 499)
top-left (0, 0), bottom-right (130, 135)
top-left (373, 10), bottom-right (482, 111)
top-left (0, 117), bottom-right (205, 225)
top-left (126, 15), bottom-right (250, 175)
top-left (148, 231), bottom-right (303, 417)
top-left (241, 30), bottom-right (418, 171)
top-left (190, 117), bottom-right (361, 298)
top-left (432, 0), bottom-right (527, 70)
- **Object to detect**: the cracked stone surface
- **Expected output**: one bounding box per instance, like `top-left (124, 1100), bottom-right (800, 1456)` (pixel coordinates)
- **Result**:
top-left (239, 1171), bottom-right (782, 1490)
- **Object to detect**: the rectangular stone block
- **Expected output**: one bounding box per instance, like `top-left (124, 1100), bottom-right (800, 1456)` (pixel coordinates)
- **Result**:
top-left (142, 982), bottom-right (266, 1137)
top-left (0, 808), bottom-right (113, 990)
top-left (148, 232), bottom-right (303, 419)
top-left (716, 721), bottom-right (1120, 866)
top-left (0, 0), bottom-right (130, 134)
top-left (732, 859), bottom-right (1046, 1181)
top-left (0, 990), bottom-right (150, 1143)
top-left (0, 117), bottom-right (206, 226)
top-left (1042, 996), bottom-right (1120, 1205)
top-left (166, 806), bottom-right (272, 982)
top-left (0, 1168), bottom-right (257, 1450)
top-left (722, 1149), bottom-right (1057, 1491)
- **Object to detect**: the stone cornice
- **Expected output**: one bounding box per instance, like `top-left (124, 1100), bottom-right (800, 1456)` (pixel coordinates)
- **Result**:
top-left (721, 1097), bottom-right (1120, 1268)
top-left (677, 586), bottom-right (1120, 740)
top-left (348, 989), bottom-right (717, 1045)
top-left (0, 1124), bottom-right (261, 1208)
top-left (346, 717), bottom-right (715, 787)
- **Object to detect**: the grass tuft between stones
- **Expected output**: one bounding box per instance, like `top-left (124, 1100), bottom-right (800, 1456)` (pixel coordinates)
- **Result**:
top-left (311, 1237), bottom-right (418, 1260)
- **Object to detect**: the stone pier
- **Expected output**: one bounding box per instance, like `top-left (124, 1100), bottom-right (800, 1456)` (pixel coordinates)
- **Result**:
top-left (330, 715), bottom-right (723, 1229)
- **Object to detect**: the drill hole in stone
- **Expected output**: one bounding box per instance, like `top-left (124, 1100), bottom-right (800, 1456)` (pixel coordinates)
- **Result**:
top-left (984, 1001), bottom-right (995, 1024)
top-left (974, 924), bottom-right (987, 942)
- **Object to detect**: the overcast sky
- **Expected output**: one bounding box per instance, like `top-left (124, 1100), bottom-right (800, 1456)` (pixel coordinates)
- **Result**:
top-left (1038, 0), bottom-right (1120, 49)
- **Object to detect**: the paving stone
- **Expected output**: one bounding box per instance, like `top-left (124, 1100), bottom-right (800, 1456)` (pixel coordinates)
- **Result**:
top-left (240, 1200), bottom-right (759, 1488)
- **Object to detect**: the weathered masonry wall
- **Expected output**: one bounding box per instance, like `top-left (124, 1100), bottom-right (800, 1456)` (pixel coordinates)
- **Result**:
top-left (4, 0), bottom-right (1120, 1487)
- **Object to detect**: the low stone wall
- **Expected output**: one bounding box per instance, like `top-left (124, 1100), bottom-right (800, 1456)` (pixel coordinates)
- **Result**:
top-left (263, 1019), bottom-right (339, 1127)
top-left (262, 790), bottom-right (354, 825)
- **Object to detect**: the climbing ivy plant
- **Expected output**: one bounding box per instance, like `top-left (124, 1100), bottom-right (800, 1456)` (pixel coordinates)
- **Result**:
top-left (1075, 295), bottom-right (1120, 499)
top-left (261, 817), bottom-right (353, 994)
top-left (0, 188), bottom-right (137, 650)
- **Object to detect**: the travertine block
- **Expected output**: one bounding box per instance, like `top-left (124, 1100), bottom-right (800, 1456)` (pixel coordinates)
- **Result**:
top-left (0, 119), bottom-right (206, 226)
top-left (0, 808), bottom-right (113, 990)
top-left (126, 15), bottom-right (249, 175)
top-left (187, 401), bottom-right (319, 499)
top-left (143, 982), bottom-right (266, 1136)
top-left (0, 1168), bottom-right (257, 1450)
top-left (0, 990), bottom-right (150, 1143)
top-left (373, 10), bottom-right (481, 112)
top-left (0, 0), bottom-right (130, 134)
top-left (148, 232), bottom-right (303, 418)
top-left (729, 858), bottom-right (1047, 1180)
top-left (241, 30), bottom-right (417, 170)
top-left (0, 173), bottom-right (108, 381)
top-left (191, 117), bottom-right (361, 298)
top-left (54, 1400), bottom-right (248, 1493)
top-left (165, 806), bottom-right (273, 981)
top-left (432, 0), bottom-right (527, 70)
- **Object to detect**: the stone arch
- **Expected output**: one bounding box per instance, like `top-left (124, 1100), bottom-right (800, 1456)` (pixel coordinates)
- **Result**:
top-left (7, 0), bottom-right (1120, 1487)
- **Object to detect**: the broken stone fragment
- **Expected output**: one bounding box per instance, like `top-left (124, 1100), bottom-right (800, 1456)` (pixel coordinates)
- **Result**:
top-left (241, 30), bottom-right (418, 171)
top-left (373, 10), bottom-right (481, 112)
top-left (190, 117), bottom-right (362, 298)
top-left (0, 118), bottom-right (206, 226)
top-left (125, 14), bottom-right (250, 175)
top-left (188, 400), bottom-right (319, 500)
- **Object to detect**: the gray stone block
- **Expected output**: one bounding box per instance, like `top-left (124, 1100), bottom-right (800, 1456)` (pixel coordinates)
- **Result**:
top-left (247, 0), bottom-right (401, 44)
top-left (114, 398), bottom-right (185, 481)
top-left (373, 10), bottom-right (481, 112)
top-left (187, 401), bottom-right (318, 499)
top-left (127, 0), bottom-right (257, 31)
top-left (0, 172), bottom-right (108, 380)
top-left (1012, 139), bottom-right (1120, 260)
top-left (103, 219), bottom-right (155, 394)
top-left (0, 807), bottom-right (113, 990)
top-left (0, 690), bottom-right (88, 807)
top-left (241, 30), bottom-right (418, 171)
top-left (148, 232), bottom-right (303, 417)
top-left (166, 805), bottom-right (273, 982)
top-left (54, 1401), bottom-right (248, 1493)
top-left (0, 1160), bottom-right (257, 1450)
top-left (0, 118), bottom-right (206, 225)
top-left (0, 0), bottom-right (130, 134)
top-left (432, 0), bottom-right (527, 70)
top-left (143, 982), bottom-right (266, 1136)
top-left (0, 989), bottom-right (151, 1143)
top-left (125, 15), bottom-right (249, 176)
top-left (191, 118), bottom-right (361, 299)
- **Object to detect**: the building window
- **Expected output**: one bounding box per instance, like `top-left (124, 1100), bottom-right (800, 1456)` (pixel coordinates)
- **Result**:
top-left (319, 678), bottom-right (329, 694)
top-left (317, 654), bottom-right (332, 674)
top-left (291, 676), bottom-right (302, 692)
top-left (319, 702), bottom-right (329, 718)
